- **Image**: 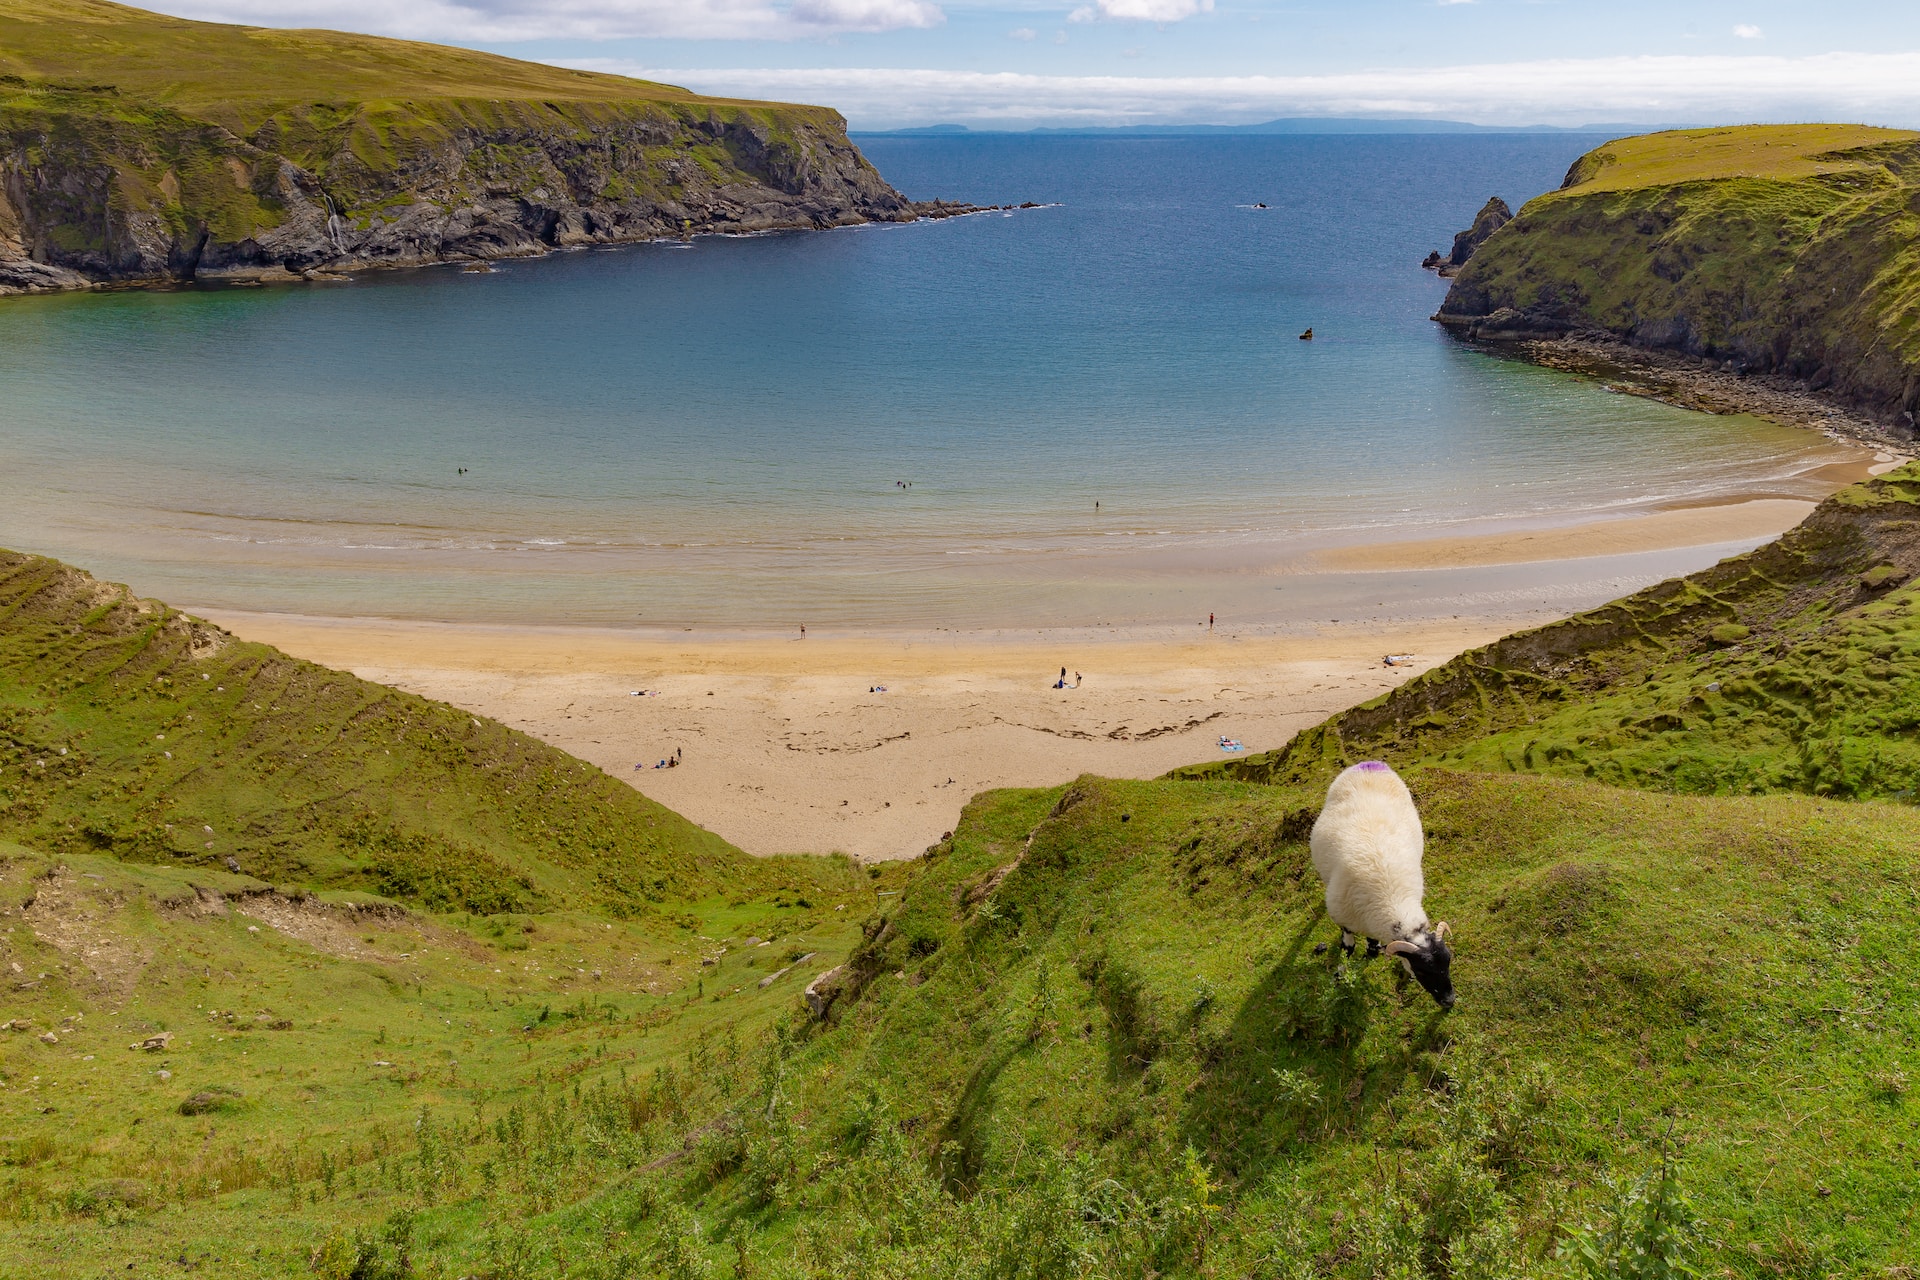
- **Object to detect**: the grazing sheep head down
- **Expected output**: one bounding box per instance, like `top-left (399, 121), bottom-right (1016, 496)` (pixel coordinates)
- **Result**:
top-left (1310, 761), bottom-right (1457, 1010)
top-left (1385, 922), bottom-right (1454, 1008)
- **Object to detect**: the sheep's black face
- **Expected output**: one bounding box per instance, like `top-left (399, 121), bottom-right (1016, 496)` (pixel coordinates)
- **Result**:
top-left (1402, 934), bottom-right (1455, 1009)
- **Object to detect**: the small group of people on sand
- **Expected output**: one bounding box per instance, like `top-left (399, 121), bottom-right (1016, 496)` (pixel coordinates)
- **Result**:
top-left (1052, 667), bottom-right (1082, 689)
top-left (641, 747), bottom-right (684, 771)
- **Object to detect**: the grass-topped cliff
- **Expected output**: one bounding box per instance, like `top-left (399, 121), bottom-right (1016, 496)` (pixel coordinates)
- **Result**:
top-left (1436, 124), bottom-right (1920, 429)
top-left (0, 0), bottom-right (937, 293)
top-left (8, 473), bottom-right (1920, 1275)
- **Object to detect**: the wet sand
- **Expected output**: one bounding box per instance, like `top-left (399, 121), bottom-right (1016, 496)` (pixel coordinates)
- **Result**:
top-left (1314, 498), bottom-right (1820, 571)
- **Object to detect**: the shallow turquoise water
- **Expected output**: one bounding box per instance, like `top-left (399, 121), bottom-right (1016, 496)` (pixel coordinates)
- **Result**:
top-left (0, 135), bottom-right (1846, 628)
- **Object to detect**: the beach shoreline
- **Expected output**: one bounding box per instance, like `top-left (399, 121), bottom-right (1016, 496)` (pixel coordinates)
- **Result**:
top-left (190, 489), bottom-right (1863, 861)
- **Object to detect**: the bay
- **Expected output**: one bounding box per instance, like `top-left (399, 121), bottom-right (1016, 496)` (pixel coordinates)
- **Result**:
top-left (0, 134), bottom-right (1844, 628)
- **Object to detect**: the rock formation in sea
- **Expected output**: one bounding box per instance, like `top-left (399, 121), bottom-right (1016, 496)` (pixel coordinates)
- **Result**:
top-left (1447, 197), bottom-right (1512, 268)
top-left (1421, 196), bottom-right (1510, 276)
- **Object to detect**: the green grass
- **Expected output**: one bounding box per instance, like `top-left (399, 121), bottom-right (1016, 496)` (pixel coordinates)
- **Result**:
top-left (8, 461), bottom-right (1920, 1275)
top-left (0, 839), bottom-right (876, 1274)
top-left (1554, 124), bottom-right (1918, 193)
top-left (0, 0), bottom-right (750, 114)
top-left (1438, 124), bottom-right (1920, 418)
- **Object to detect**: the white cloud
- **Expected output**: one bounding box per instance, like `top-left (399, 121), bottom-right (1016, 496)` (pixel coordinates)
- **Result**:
top-left (143, 0), bottom-right (940, 40)
top-left (789, 0), bottom-right (941, 30)
top-left (1733, 24), bottom-right (1763, 39)
top-left (569, 52), bottom-right (1920, 129)
top-left (1073, 0), bottom-right (1213, 20)
top-left (1008, 25), bottom-right (1036, 39)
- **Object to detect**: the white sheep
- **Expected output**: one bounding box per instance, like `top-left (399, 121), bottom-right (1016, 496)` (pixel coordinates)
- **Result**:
top-left (1308, 760), bottom-right (1455, 1007)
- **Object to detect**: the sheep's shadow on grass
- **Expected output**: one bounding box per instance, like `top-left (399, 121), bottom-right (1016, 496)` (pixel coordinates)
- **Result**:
top-left (1178, 913), bottom-right (1446, 1183)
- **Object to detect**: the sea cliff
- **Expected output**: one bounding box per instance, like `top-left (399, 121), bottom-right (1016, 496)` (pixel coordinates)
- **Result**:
top-left (0, 0), bottom-right (957, 294)
top-left (1434, 124), bottom-right (1920, 432)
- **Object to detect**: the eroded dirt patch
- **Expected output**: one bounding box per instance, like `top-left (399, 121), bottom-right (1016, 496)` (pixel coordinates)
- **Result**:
top-left (19, 867), bottom-right (151, 999)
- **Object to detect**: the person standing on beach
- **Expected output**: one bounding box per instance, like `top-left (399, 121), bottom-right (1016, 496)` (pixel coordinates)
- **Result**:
top-left (800, 624), bottom-right (806, 638)
top-left (1209, 613), bottom-right (1215, 631)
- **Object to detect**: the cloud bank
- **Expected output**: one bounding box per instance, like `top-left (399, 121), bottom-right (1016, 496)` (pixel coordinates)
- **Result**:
top-left (579, 52), bottom-right (1920, 129)
top-left (1069, 0), bottom-right (1214, 22)
top-left (149, 0), bottom-right (941, 40)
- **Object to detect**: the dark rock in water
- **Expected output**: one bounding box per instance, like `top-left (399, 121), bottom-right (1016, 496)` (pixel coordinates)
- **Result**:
top-left (1448, 197), bottom-right (1513, 267)
top-left (1421, 249), bottom-right (1444, 270)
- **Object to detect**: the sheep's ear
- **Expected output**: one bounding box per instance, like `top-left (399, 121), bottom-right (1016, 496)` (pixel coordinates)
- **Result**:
top-left (1432, 921), bottom-right (1451, 941)
top-left (1383, 940), bottom-right (1417, 956)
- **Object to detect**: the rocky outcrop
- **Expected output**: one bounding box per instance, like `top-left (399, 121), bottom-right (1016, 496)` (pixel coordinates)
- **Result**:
top-left (1422, 196), bottom-right (1510, 277)
top-left (1449, 196), bottom-right (1512, 265)
top-left (0, 84), bottom-right (966, 295)
top-left (1431, 125), bottom-right (1920, 430)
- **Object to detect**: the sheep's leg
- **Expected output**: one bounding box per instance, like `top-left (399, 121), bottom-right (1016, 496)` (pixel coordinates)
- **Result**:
top-left (1339, 930), bottom-right (1356, 955)
top-left (1364, 938), bottom-right (1381, 959)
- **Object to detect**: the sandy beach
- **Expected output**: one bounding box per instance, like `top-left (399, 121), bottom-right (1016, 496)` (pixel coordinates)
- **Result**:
top-left (189, 491), bottom-right (1882, 861)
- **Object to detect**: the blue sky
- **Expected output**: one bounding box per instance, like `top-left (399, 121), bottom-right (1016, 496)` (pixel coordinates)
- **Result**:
top-left (147, 1), bottom-right (1920, 128)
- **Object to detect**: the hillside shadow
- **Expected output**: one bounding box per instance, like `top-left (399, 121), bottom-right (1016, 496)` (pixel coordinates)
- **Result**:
top-left (935, 1041), bottom-right (1026, 1194)
top-left (1177, 914), bottom-right (1448, 1184)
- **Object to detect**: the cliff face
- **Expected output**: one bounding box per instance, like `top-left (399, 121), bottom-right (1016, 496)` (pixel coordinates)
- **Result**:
top-left (0, 1), bottom-right (941, 294)
top-left (1434, 124), bottom-right (1920, 429)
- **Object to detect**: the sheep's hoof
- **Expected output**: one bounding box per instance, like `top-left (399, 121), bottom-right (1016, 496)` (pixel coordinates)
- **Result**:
top-left (1312, 942), bottom-right (1328, 956)
top-left (1364, 939), bottom-right (1381, 959)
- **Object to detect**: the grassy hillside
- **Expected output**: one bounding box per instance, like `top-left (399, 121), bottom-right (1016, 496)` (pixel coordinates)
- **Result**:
top-left (0, 549), bottom-right (754, 914)
top-left (0, 0), bottom-right (721, 114)
top-left (0, 837), bottom-right (879, 1276)
top-left (1435, 124), bottom-right (1920, 426)
top-left (9, 773), bottom-right (1914, 1276)
top-left (7, 462), bottom-right (1920, 1275)
top-left (0, 549), bottom-right (884, 1276)
top-left (0, 0), bottom-right (926, 291)
top-left (1176, 462), bottom-right (1920, 798)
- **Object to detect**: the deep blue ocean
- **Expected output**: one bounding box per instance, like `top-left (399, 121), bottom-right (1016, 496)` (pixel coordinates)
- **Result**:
top-left (0, 135), bottom-right (1845, 628)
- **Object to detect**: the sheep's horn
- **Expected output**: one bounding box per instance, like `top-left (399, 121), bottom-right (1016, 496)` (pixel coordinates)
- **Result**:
top-left (1383, 939), bottom-right (1418, 956)
top-left (1432, 921), bottom-right (1451, 941)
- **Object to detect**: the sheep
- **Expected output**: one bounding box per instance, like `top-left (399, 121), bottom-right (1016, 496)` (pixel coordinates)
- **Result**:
top-left (1308, 760), bottom-right (1455, 1008)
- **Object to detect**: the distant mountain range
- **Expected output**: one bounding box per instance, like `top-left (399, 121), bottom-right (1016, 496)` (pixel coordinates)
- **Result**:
top-left (856, 118), bottom-right (1663, 138)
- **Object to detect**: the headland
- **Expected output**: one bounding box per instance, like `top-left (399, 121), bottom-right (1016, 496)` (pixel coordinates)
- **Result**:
top-left (0, 0), bottom-right (974, 295)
